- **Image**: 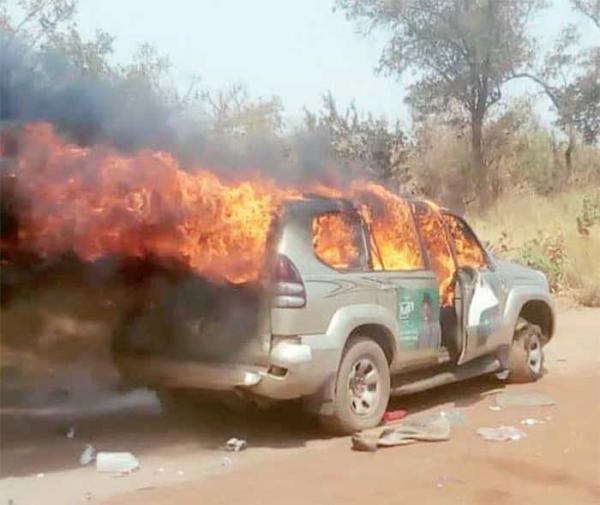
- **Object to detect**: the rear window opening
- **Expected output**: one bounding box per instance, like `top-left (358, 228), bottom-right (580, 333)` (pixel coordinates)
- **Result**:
top-left (312, 212), bottom-right (366, 270)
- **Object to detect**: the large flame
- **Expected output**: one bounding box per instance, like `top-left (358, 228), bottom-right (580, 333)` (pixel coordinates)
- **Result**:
top-left (414, 201), bottom-right (457, 306)
top-left (1, 122), bottom-right (484, 306)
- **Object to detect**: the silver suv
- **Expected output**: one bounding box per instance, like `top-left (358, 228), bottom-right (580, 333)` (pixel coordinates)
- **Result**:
top-left (114, 195), bottom-right (555, 434)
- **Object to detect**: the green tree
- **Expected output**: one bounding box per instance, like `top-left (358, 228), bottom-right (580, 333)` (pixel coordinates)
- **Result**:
top-left (335, 0), bottom-right (545, 194)
top-left (511, 2), bottom-right (599, 179)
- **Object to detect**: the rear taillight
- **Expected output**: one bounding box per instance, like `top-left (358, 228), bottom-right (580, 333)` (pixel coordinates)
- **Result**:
top-left (272, 254), bottom-right (306, 308)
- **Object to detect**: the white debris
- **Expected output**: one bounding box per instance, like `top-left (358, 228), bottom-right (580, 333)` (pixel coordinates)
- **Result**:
top-left (96, 452), bottom-right (140, 474)
top-left (521, 418), bottom-right (546, 426)
top-left (222, 457), bottom-right (232, 467)
top-left (477, 426), bottom-right (527, 442)
top-left (36, 473), bottom-right (45, 479)
top-left (495, 370), bottom-right (510, 380)
top-left (177, 470), bottom-right (184, 476)
top-left (66, 427), bottom-right (75, 439)
top-left (488, 406), bottom-right (502, 411)
top-left (440, 410), bottom-right (465, 425)
top-left (225, 438), bottom-right (247, 452)
top-left (79, 444), bottom-right (96, 466)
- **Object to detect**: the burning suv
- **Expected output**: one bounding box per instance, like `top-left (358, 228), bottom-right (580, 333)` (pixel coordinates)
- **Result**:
top-left (113, 194), bottom-right (555, 434)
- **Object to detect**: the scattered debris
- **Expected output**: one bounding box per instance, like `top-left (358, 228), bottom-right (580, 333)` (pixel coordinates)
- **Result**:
top-left (225, 438), bottom-right (247, 452)
top-left (495, 370), bottom-right (510, 380)
top-left (488, 406), bottom-right (502, 412)
top-left (440, 410), bottom-right (465, 426)
top-left (222, 457), bottom-right (232, 467)
top-left (382, 409), bottom-right (408, 423)
top-left (352, 414), bottom-right (451, 451)
top-left (495, 391), bottom-right (555, 408)
top-left (96, 452), bottom-right (140, 474)
top-left (521, 418), bottom-right (547, 426)
top-left (154, 467), bottom-right (165, 475)
top-left (79, 444), bottom-right (96, 466)
top-left (36, 473), bottom-right (44, 478)
top-left (66, 427), bottom-right (75, 439)
top-left (351, 435), bottom-right (378, 452)
top-left (477, 426), bottom-right (527, 442)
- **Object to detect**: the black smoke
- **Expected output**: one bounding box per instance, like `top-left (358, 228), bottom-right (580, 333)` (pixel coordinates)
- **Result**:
top-left (0, 31), bottom-right (349, 186)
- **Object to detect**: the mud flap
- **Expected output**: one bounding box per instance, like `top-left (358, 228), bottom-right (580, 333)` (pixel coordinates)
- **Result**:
top-left (302, 372), bottom-right (337, 416)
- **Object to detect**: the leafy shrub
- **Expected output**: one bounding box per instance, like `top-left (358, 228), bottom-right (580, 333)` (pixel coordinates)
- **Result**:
top-left (510, 232), bottom-right (568, 292)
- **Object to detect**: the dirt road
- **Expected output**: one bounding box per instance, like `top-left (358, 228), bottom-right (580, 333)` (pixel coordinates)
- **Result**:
top-left (1, 308), bottom-right (599, 505)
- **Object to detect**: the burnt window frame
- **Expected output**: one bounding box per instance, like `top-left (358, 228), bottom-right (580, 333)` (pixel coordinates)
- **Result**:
top-left (311, 209), bottom-right (371, 273)
top-left (411, 201), bottom-right (457, 274)
top-left (441, 211), bottom-right (494, 270)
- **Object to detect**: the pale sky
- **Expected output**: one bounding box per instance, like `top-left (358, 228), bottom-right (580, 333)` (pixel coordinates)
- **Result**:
top-left (72, 0), bottom-right (597, 127)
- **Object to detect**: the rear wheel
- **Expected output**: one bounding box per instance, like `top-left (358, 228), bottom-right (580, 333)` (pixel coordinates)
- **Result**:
top-left (506, 319), bottom-right (545, 383)
top-left (320, 337), bottom-right (390, 435)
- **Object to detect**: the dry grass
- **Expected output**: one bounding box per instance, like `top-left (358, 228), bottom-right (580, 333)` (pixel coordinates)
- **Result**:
top-left (468, 187), bottom-right (600, 306)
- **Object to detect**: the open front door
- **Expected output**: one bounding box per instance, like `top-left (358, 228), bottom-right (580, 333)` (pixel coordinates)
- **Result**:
top-left (456, 267), bottom-right (502, 364)
top-left (441, 212), bottom-right (504, 365)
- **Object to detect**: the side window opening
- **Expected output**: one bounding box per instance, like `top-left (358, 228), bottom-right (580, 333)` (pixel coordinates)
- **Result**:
top-left (363, 197), bottom-right (424, 271)
top-left (443, 213), bottom-right (488, 270)
top-left (312, 211), bottom-right (367, 270)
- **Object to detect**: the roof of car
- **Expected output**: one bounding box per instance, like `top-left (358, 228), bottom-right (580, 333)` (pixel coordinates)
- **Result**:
top-left (281, 194), bottom-right (356, 217)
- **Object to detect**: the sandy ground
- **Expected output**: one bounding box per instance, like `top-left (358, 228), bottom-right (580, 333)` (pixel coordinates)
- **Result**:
top-left (1, 308), bottom-right (599, 505)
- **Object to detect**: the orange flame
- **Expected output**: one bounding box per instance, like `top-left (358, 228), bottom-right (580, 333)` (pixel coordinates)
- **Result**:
top-left (414, 202), bottom-right (456, 306)
top-left (2, 122), bottom-right (480, 307)
top-left (312, 213), bottom-right (361, 269)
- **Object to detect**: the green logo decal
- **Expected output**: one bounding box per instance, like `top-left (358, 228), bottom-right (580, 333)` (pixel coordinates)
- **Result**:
top-left (395, 286), bottom-right (441, 349)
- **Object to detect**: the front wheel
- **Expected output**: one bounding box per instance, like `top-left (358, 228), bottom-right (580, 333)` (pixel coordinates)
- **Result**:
top-left (320, 337), bottom-right (390, 434)
top-left (506, 319), bottom-right (545, 383)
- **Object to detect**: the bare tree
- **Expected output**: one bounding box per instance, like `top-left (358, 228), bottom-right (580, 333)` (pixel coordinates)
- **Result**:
top-left (1, 0), bottom-right (77, 48)
top-left (305, 92), bottom-right (409, 185)
top-left (572, 0), bottom-right (600, 28)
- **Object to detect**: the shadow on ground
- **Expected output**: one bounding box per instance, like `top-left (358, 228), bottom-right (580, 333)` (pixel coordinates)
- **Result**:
top-left (1, 370), bottom-right (504, 479)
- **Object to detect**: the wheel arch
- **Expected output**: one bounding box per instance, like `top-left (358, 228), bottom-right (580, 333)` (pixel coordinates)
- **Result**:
top-left (347, 324), bottom-right (395, 365)
top-left (517, 300), bottom-right (554, 343)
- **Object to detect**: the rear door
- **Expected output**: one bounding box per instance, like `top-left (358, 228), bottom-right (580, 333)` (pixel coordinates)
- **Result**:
top-left (361, 197), bottom-right (442, 369)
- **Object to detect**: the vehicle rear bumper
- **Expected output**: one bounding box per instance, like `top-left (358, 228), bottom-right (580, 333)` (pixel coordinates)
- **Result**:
top-left (115, 334), bottom-right (340, 401)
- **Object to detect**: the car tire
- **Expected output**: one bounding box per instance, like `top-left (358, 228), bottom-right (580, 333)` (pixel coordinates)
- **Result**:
top-left (320, 337), bottom-right (390, 435)
top-left (506, 318), bottom-right (545, 383)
